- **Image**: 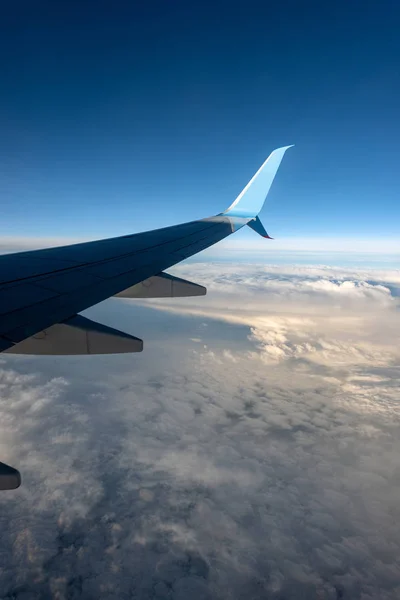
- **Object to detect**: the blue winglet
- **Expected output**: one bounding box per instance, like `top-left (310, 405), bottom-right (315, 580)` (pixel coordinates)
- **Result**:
top-left (223, 145), bottom-right (293, 218)
top-left (247, 216), bottom-right (273, 239)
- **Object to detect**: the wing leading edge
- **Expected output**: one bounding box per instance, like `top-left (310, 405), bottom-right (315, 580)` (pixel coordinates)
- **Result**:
top-left (0, 145), bottom-right (293, 357)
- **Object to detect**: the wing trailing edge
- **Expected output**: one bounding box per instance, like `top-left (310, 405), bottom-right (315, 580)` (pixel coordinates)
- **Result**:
top-left (115, 272), bottom-right (206, 298)
top-left (6, 314), bottom-right (143, 355)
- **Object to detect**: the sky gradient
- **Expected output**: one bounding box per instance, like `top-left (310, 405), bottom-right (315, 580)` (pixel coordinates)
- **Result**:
top-left (1, 1), bottom-right (400, 245)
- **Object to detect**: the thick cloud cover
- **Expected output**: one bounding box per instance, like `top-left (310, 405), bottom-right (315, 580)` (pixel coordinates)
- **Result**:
top-left (0, 263), bottom-right (399, 599)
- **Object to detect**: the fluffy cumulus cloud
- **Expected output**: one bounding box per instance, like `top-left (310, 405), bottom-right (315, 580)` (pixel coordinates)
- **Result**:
top-left (0, 262), bottom-right (399, 599)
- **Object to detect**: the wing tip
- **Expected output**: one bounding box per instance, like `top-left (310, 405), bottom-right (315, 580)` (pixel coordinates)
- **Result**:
top-left (223, 144), bottom-right (294, 218)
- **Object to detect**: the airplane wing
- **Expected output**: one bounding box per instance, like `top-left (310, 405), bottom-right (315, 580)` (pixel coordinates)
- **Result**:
top-left (0, 146), bottom-right (292, 357)
top-left (0, 145), bottom-right (292, 489)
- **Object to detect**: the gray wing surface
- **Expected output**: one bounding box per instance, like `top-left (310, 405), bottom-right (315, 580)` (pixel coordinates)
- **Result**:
top-left (0, 217), bottom-right (232, 352)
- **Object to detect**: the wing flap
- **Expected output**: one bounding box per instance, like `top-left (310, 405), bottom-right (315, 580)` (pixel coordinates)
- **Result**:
top-left (0, 462), bottom-right (21, 490)
top-left (5, 314), bottom-right (143, 355)
top-left (115, 272), bottom-right (206, 298)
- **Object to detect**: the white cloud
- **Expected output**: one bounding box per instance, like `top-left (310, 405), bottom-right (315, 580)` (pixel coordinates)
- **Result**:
top-left (0, 262), bottom-right (399, 598)
top-left (139, 262), bottom-right (400, 368)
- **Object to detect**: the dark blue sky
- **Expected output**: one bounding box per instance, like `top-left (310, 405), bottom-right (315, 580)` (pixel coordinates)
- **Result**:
top-left (1, 0), bottom-right (399, 243)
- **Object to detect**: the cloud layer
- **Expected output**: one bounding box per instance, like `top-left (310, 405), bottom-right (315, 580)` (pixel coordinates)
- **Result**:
top-left (0, 262), bottom-right (399, 599)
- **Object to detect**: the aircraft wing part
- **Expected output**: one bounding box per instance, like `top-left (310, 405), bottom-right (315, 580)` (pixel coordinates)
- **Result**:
top-left (115, 271), bottom-right (206, 299)
top-left (0, 462), bottom-right (21, 491)
top-left (6, 314), bottom-right (143, 355)
top-left (223, 145), bottom-right (293, 217)
top-left (0, 146), bottom-right (292, 355)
